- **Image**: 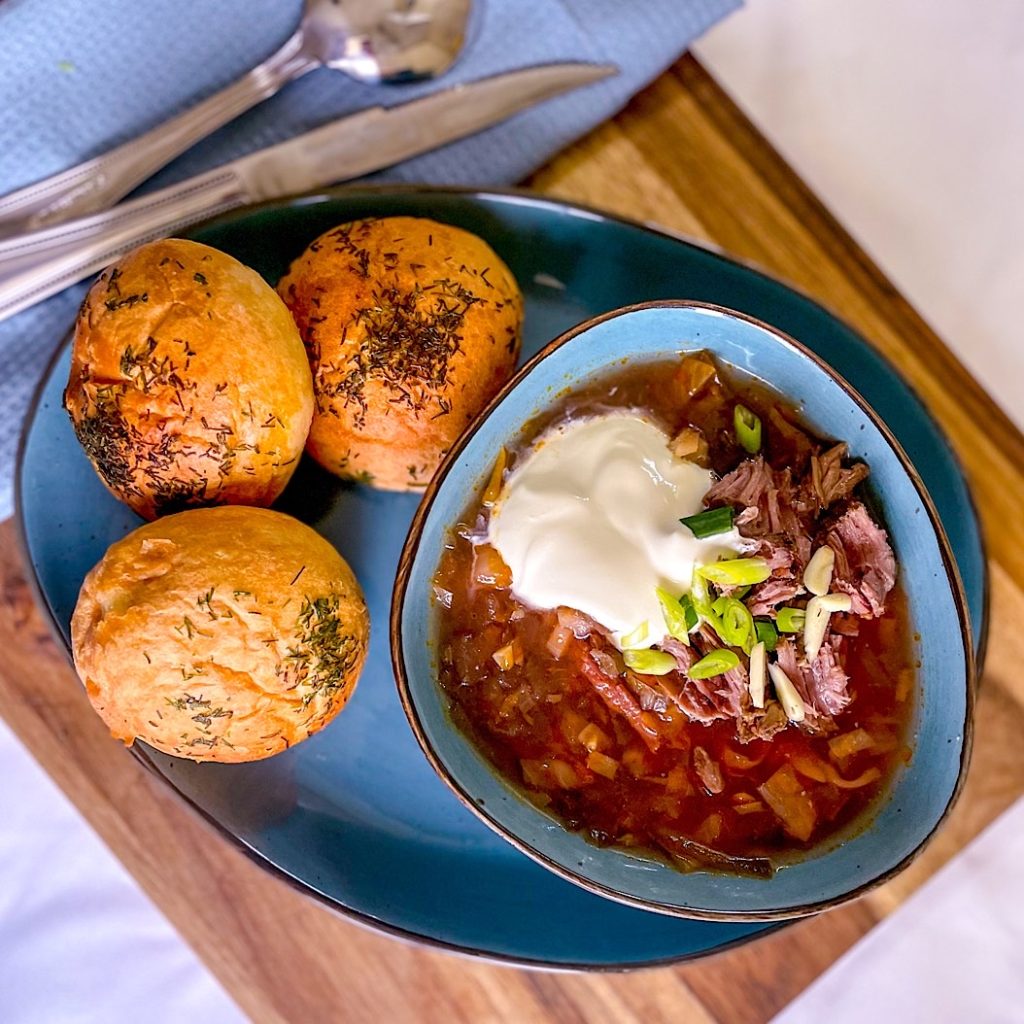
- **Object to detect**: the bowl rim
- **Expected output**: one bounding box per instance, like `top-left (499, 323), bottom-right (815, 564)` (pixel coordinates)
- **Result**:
top-left (391, 298), bottom-right (977, 922)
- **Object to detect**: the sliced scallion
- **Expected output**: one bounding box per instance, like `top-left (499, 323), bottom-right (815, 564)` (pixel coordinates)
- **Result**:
top-left (698, 557), bottom-right (771, 587)
top-left (623, 649), bottom-right (677, 676)
top-left (679, 506), bottom-right (734, 539)
top-left (689, 649), bottom-right (740, 680)
top-left (620, 621), bottom-right (650, 650)
top-left (734, 404), bottom-right (762, 454)
top-left (690, 569), bottom-right (723, 635)
top-left (690, 568), bottom-right (714, 619)
top-left (656, 588), bottom-right (691, 645)
top-left (754, 617), bottom-right (779, 652)
top-left (776, 607), bottom-right (806, 633)
top-left (679, 593), bottom-right (699, 632)
top-left (718, 597), bottom-right (755, 652)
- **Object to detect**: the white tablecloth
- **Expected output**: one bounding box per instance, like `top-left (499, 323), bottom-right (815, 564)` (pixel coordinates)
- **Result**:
top-left (0, 719), bottom-right (245, 1023)
top-left (3, 0), bottom-right (1023, 1019)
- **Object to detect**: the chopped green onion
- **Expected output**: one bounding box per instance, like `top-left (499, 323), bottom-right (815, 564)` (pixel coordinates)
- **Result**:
top-left (698, 558), bottom-right (771, 587)
top-left (718, 597), bottom-right (755, 652)
top-left (679, 506), bottom-right (734, 539)
top-left (776, 607), bottom-right (806, 633)
top-left (690, 569), bottom-right (726, 643)
top-left (734, 404), bottom-right (762, 454)
top-left (689, 649), bottom-right (740, 680)
top-left (690, 568), bottom-right (713, 618)
top-left (620, 621), bottom-right (650, 650)
top-left (623, 649), bottom-right (677, 676)
top-left (710, 592), bottom-right (754, 654)
top-left (733, 584), bottom-right (752, 600)
top-left (656, 588), bottom-right (691, 644)
top-left (679, 593), bottom-right (699, 632)
top-left (754, 617), bottom-right (779, 652)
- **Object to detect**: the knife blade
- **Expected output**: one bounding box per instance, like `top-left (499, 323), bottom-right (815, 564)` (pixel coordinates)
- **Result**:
top-left (238, 61), bottom-right (616, 200)
top-left (0, 61), bottom-right (615, 322)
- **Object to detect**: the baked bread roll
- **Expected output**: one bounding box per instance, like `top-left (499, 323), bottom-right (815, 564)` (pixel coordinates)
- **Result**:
top-left (65, 238), bottom-right (314, 520)
top-left (278, 216), bottom-right (523, 490)
top-left (71, 506), bottom-right (369, 763)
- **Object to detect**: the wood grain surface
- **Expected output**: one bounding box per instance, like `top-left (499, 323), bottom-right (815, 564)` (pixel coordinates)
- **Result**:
top-left (3, 55), bottom-right (1022, 1024)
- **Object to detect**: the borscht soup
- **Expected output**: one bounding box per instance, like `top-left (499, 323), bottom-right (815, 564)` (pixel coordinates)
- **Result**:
top-left (432, 353), bottom-right (914, 876)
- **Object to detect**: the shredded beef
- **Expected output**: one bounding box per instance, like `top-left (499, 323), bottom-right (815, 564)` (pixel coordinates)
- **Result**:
top-left (660, 637), bottom-right (695, 671)
top-left (776, 637), bottom-right (850, 721)
top-left (706, 456), bottom-right (778, 511)
top-left (660, 673), bottom-right (728, 724)
top-left (583, 420), bottom-right (892, 744)
top-left (706, 456), bottom-right (813, 565)
top-left (737, 701), bottom-right (789, 744)
top-left (808, 443), bottom-right (870, 510)
top-left (725, 536), bottom-right (798, 613)
top-left (808, 639), bottom-right (852, 716)
top-left (826, 501), bottom-right (896, 618)
top-left (747, 576), bottom-right (801, 616)
top-left (759, 542), bottom-right (795, 573)
top-left (718, 662), bottom-right (750, 718)
top-left (654, 626), bottom-right (752, 726)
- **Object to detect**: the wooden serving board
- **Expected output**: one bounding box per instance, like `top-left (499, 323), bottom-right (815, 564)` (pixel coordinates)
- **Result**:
top-left (2, 56), bottom-right (1022, 1024)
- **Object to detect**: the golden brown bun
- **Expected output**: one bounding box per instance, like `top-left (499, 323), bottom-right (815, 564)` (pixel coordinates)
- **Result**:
top-left (277, 217), bottom-right (523, 490)
top-left (71, 506), bottom-right (369, 763)
top-left (65, 239), bottom-right (314, 520)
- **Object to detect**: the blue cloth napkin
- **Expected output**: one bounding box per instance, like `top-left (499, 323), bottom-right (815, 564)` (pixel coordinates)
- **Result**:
top-left (0, 0), bottom-right (737, 519)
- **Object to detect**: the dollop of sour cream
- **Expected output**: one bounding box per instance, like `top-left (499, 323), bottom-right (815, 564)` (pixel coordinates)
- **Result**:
top-left (488, 412), bottom-right (742, 649)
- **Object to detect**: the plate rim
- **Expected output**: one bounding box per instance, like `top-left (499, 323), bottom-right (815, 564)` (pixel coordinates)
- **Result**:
top-left (13, 184), bottom-right (987, 968)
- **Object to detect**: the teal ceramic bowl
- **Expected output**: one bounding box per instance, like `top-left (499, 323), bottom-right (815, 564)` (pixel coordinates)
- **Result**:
top-left (393, 301), bottom-right (975, 921)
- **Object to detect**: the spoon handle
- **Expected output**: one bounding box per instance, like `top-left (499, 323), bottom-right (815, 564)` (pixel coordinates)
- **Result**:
top-left (0, 30), bottom-right (314, 237)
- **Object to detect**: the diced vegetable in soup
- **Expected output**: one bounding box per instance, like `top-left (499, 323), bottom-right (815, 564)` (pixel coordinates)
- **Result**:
top-left (434, 353), bottom-right (914, 875)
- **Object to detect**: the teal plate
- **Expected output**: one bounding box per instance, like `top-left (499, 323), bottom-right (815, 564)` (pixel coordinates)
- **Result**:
top-left (16, 187), bottom-right (987, 969)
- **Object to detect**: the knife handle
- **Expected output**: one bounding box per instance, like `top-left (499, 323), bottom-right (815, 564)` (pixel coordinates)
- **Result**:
top-left (0, 29), bottom-right (313, 238)
top-left (0, 167), bottom-right (248, 324)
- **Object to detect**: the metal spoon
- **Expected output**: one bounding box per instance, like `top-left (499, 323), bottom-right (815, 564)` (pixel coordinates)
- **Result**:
top-left (0, 0), bottom-right (471, 237)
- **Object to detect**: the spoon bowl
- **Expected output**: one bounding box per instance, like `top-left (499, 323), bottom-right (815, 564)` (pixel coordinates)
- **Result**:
top-left (302, 0), bottom-right (472, 83)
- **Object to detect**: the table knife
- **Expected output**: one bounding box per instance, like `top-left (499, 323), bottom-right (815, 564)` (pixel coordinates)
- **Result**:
top-left (0, 61), bottom-right (614, 323)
